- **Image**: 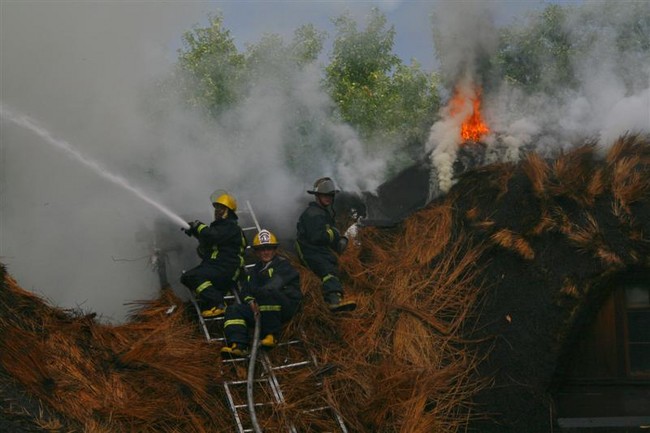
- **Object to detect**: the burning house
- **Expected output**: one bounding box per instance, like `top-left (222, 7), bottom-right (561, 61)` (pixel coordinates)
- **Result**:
top-left (2, 90), bottom-right (648, 432)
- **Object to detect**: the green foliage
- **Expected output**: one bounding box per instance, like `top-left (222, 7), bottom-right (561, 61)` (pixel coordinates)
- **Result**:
top-left (389, 62), bottom-right (440, 147)
top-left (291, 24), bottom-right (327, 66)
top-left (243, 25), bottom-right (326, 84)
top-left (568, 0), bottom-right (650, 93)
top-left (244, 33), bottom-right (289, 82)
top-left (172, 8), bottom-right (441, 179)
top-left (173, 15), bottom-right (334, 179)
top-left (496, 4), bottom-right (576, 94)
top-left (327, 9), bottom-right (399, 89)
top-left (176, 13), bottom-right (245, 116)
top-left (325, 8), bottom-right (440, 144)
top-left (242, 30), bottom-right (336, 179)
top-left (176, 16), bottom-right (327, 116)
top-left (494, 0), bottom-right (650, 95)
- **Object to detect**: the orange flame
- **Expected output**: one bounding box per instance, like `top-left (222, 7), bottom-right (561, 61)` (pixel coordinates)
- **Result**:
top-left (449, 86), bottom-right (490, 143)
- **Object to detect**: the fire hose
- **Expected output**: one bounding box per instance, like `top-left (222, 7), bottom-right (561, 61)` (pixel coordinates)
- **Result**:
top-left (247, 300), bottom-right (263, 433)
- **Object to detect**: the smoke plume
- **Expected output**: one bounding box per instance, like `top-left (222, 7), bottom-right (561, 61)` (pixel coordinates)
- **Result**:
top-left (2, 1), bottom-right (647, 322)
top-left (0, 2), bottom-right (385, 322)
top-left (426, 0), bottom-right (649, 195)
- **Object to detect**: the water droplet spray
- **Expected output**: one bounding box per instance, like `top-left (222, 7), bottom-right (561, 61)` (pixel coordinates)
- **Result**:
top-left (1, 103), bottom-right (190, 229)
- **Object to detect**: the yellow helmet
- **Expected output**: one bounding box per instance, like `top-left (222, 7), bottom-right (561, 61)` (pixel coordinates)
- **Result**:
top-left (253, 229), bottom-right (279, 249)
top-left (210, 189), bottom-right (237, 212)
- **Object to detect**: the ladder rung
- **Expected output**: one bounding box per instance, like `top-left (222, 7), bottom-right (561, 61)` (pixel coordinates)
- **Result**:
top-left (270, 360), bottom-right (312, 371)
top-left (221, 357), bottom-right (249, 364)
top-left (276, 339), bottom-right (302, 347)
top-left (225, 378), bottom-right (272, 386)
top-left (197, 200), bottom-right (348, 433)
top-left (303, 406), bottom-right (334, 413)
top-left (234, 401), bottom-right (274, 409)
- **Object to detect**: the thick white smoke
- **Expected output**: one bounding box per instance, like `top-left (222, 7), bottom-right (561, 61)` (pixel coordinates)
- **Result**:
top-left (426, 1), bottom-right (500, 195)
top-left (1, 3), bottom-right (208, 322)
top-left (426, 0), bottom-right (649, 195)
top-left (3, 1), bottom-right (646, 322)
top-left (426, 74), bottom-right (479, 196)
top-left (0, 2), bottom-right (385, 322)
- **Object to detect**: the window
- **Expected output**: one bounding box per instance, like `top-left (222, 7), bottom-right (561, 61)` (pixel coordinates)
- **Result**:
top-left (553, 273), bottom-right (650, 426)
top-left (624, 285), bottom-right (650, 376)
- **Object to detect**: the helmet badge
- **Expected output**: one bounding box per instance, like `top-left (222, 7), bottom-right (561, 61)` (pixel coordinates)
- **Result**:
top-left (258, 230), bottom-right (271, 244)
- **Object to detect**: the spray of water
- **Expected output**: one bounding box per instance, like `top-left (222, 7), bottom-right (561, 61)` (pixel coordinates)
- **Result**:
top-left (0, 103), bottom-right (190, 229)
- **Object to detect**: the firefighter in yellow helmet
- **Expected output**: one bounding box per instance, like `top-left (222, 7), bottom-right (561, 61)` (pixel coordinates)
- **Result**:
top-left (295, 177), bottom-right (356, 312)
top-left (181, 190), bottom-right (246, 318)
top-left (221, 229), bottom-right (302, 358)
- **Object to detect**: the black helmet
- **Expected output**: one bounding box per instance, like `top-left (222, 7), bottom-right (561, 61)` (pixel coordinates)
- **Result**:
top-left (307, 177), bottom-right (340, 195)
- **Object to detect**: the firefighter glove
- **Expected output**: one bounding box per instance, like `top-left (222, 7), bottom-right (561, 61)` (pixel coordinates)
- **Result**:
top-left (183, 220), bottom-right (204, 237)
top-left (337, 236), bottom-right (349, 254)
top-left (249, 299), bottom-right (260, 315)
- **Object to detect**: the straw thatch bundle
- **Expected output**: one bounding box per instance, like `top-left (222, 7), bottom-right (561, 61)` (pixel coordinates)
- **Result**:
top-left (0, 269), bottom-right (228, 433)
top-left (446, 133), bottom-right (650, 432)
top-left (1, 133), bottom-right (649, 433)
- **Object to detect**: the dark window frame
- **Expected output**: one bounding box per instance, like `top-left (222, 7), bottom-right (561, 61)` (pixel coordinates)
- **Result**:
top-left (553, 271), bottom-right (650, 425)
top-left (622, 284), bottom-right (650, 378)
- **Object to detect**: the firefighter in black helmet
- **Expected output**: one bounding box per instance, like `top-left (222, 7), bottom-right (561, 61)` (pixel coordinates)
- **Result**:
top-left (295, 177), bottom-right (356, 312)
top-left (181, 190), bottom-right (246, 318)
top-left (221, 229), bottom-right (302, 358)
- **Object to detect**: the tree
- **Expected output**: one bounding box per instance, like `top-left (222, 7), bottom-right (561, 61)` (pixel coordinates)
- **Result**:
top-left (291, 24), bottom-right (327, 67)
top-left (176, 13), bottom-right (245, 116)
top-left (243, 24), bottom-right (326, 85)
top-left (495, 4), bottom-right (575, 94)
top-left (175, 17), bottom-right (327, 119)
top-left (567, 0), bottom-right (650, 94)
top-left (493, 1), bottom-right (650, 96)
top-left (171, 8), bottom-right (441, 179)
top-left (325, 8), bottom-right (440, 153)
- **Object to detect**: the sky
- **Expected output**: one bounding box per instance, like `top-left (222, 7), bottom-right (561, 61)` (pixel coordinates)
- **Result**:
top-left (214, 0), bottom-right (569, 71)
top-left (1, 0), bottom-right (648, 322)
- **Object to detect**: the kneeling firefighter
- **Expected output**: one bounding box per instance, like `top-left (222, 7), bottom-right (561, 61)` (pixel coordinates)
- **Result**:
top-left (181, 190), bottom-right (246, 318)
top-left (295, 177), bottom-right (356, 312)
top-left (221, 229), bottom-right (302, 358)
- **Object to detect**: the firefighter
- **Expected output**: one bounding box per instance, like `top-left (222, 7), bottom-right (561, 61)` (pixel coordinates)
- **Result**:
top-left (295, 177), bottom-right (356, 312)
top-left (181, 191), bottom-right (246, 318)
top-left (221, 229), bottom-right (302, 358)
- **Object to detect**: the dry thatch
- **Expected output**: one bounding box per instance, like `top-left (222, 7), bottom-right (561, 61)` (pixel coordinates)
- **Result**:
top-left (448, 133), bottom-right (650, 432)
top-left (1, 133), bottom-right (649, 433)
top-left (0, 272), bottom-right (228, 433)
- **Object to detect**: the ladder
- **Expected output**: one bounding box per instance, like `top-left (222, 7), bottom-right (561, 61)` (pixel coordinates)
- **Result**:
top-left (181, 201), bottom-right (349, 433)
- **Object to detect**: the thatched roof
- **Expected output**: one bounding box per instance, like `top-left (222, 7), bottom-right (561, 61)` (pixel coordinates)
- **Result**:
top-left (1, 133), bottom-right (649, 432)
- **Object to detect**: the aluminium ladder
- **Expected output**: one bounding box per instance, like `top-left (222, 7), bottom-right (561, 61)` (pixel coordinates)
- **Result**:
top-left (180, 200), bottom-right (349, 433)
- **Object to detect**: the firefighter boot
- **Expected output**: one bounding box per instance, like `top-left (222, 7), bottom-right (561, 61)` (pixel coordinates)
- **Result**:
top-left (325, 292), bottom-right (357, 313)
top-left (201, 303), bottom-right (226, 318)
top-left (220, 343), bottom-right (249, 358)
top-left (260, 334), bottom-right (277, 349)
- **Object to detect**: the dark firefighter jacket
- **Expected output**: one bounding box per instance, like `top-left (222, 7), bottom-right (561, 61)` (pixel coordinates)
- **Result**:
top-left (296, 201), bottom-right (341, 250)
top-left (194, 214), bottom-right (246, 275)
top-left (241, 255), bottom-right (302, 306)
